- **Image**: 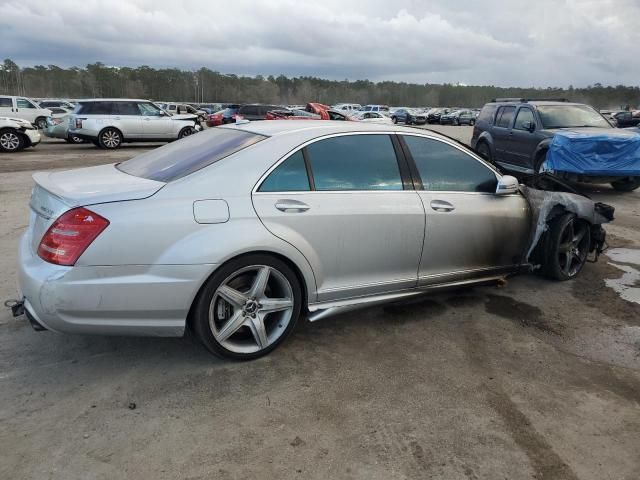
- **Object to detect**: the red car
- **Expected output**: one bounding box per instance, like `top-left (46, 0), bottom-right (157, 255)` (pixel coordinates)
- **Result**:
top-left (205, 106), bottom-right (240, 127)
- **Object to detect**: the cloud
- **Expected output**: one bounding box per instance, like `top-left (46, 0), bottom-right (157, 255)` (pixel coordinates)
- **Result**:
top-left (1, 0), bottom-right (639, 87)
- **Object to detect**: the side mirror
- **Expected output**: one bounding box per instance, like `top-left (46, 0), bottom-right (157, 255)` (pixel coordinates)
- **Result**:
top-left (522, 121), bottom-right (535, 132)
top-left (496, 175), bottom-right (519, 195)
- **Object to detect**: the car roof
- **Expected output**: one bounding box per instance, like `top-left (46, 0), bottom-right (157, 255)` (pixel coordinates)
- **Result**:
top-left (219, 120), bottom-right (454, 141)
top-left (487, 100), bottom-right (587, 107)
top-left (77, 98), bottom-right (153, 102)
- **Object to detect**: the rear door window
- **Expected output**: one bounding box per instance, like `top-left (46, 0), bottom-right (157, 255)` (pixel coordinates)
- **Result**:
top-left (117, 127), bottom-right (266, 182)
top-left (305, 134), bottom-right (403, 191)
top-left (403, 135), bottom-right (498, 193)
top-left (115, 102), bottom-right (139, 115)
top-left (496, 106), bottom-right (515, 128)
top-left (259, 151), bottom-right (310, 192)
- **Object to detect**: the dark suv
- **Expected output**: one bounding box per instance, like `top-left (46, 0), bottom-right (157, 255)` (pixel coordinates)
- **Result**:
top-left (237, 104), bottom-right (285, 121)
top-left (471, 98), bottom-right (640, 191)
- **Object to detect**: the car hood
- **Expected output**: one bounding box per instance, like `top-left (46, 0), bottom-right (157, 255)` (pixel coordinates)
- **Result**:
top-left (170, 114), bottom-right (198, 121)
top-left (545, 127), bottom-right (635, 137)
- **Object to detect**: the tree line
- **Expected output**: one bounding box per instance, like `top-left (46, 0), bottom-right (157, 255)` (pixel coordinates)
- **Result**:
top-left (1, 58), bottom-right (638, 110)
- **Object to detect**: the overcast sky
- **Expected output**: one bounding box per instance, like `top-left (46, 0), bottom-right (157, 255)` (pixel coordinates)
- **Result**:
top-left (2, 0), bottom-right (639, 87)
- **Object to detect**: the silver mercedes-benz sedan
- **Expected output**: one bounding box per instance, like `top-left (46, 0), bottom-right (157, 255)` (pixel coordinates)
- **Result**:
top-left (15, 120), bottom-right (607, 359)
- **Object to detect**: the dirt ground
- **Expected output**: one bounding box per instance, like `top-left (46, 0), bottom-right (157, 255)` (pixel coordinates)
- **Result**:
top-left (0, 129), bottom-right (639, 480)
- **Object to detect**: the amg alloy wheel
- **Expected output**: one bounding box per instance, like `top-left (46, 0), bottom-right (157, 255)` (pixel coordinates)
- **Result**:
top-left (0, 130), bottom-right (24, 152)
top-left (542, 214), bottom-right (590, 280)
top-left (194, 254), bottom-right (302, 359)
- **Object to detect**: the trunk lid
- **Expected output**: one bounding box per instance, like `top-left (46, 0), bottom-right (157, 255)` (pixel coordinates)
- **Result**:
top-left (28, 164), bottom-right (165, 252)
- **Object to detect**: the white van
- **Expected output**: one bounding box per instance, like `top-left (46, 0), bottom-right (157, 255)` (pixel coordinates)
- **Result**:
top-left (0, 96), bottom-right (52, 129)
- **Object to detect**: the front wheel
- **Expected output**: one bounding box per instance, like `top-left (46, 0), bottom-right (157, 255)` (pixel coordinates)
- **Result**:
top-left (98, 128), bottom-right (122, 149)
top-left (611, 178), bottom-right (640, 192)
top-left (542, 214), bottom-right (590, 281)
top-left (392, 117), bottom-right (398, 124)
top-left (193, 254), bottom-right (302, 360)
top-left (0, 129), bottom-right (25, 152)
top-left (35, 117), bottom-right (48, 130)
top-left (469, 119), bottom-right (475, 126)
top-left (178, 126), bottom-right (195, 139)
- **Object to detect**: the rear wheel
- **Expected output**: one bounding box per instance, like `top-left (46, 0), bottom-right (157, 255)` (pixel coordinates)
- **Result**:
top-left (542, 214), bottom-right (590, 281)
top-left (98, 128), bottom-right (122, 149)
top-left (0, 129), bottom-right (24, 152)
top-left (66, 134), bottom-right (84, 144)
top-left (193, 254), bottom-right (302, 360)
top-left (611, 178), bottom-right (640, 192)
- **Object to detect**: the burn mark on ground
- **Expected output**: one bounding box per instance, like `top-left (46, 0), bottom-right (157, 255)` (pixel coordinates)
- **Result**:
top-left (484, 294), bottom-right (562, 335)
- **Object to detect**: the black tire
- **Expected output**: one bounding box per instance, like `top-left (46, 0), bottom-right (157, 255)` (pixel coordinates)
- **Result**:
top-left (98, 128), bottom-right (123, 149)
top-left (178, 126), bottom-right (195, 139)
top-left (469, 119), bottom-right (475, 126)
top-left (66, 135), bottom-right (84, 144)
top-left (92, 139), bottom-right (100, 147)
top-left (476, 141), bottom-right (492, 163)
top-left (192, 254), bottom-right (303, 360)
top-left (610, 178), bottom-right (640, 192)
top-left (534, 150), bottom-right (548, 174)
top-left (541, 214), bottom-right (590, 281)
top-left (35, 117), bottom-right (48, 130)
top-left (0, 128), bottom-right (25, 152)
top-left (392, 116), bottom-right (398, 124)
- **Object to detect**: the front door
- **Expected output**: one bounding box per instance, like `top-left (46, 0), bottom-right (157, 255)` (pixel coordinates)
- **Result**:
top-left (252, 133), bottom-right (425, 302)
top-left (504, 106), bottom-right (540, 172)
top-left (399, 134), bottom-right (530, 285)
top-left (112, 101), bottom-right (144, 138)
top-left (137, 102), bottom-right (173, 138)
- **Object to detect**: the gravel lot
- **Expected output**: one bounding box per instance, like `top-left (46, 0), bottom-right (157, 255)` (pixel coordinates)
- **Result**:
top-left (1, 128), bottom-right (639, 480)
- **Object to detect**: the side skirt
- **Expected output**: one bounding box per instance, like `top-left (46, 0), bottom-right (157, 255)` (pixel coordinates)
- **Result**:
top-left (306, 273), bottom-right (509, 322)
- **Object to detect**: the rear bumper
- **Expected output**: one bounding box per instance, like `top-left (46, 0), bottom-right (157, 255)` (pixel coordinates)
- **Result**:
top-left (17, 232), bottom-right (213, 337)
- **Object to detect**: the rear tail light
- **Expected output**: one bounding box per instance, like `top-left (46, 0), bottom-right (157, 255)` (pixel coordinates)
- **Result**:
top-left (75, 118), bottom-right (83, 129)
top-left (37, 207), bottom-right (109, 266)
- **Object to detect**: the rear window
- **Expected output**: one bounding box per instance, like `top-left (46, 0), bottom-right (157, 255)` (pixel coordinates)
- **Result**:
top-left (477, 105), bottom-right (497, 124)
top-left (117, 128), bottom-right (266, 182)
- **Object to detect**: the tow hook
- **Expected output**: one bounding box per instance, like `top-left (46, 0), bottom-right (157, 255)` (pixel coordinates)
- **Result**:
top-left (4, 299), bottom-right (25, 317)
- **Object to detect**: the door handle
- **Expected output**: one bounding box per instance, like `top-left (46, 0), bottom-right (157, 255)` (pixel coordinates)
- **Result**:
top-left (430, 200), bottom-right (455, 212)
top-left (275, 199), bottom-right (310, 213)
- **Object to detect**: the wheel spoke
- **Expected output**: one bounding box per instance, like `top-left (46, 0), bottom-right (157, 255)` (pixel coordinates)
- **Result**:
top-left (249, 266), bottom-right (270, 298)
top-left (260, 298), bottom-right (293, 313)
top-left (215, 310), bottom-right (247, 342)
top-left (562, 254), bottom-right (572, 274)
top-left (573, 225), bottom-right (587, 244)
top-left (247, 314), bottom-right (269, 348)
top-left (217, 285), bottom-right (248, 307)
top-left (558, 242), bottom-right (572, 253)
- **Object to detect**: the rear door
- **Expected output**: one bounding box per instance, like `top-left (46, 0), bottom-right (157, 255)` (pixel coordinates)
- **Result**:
top-left (252, 133), bottom-right (425, 302)
top-left (492, 106), bottom-right (516, 165)
top-left (0, 97), bottom-right (14, 117)
top-left (113, 101), bottom-right (144, 138)
top-left (400, 133), bottom-right (530, 285)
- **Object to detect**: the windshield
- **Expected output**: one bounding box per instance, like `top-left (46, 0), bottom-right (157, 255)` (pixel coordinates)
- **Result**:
top-left (117, 128), bottom-right (266, 182)
top-left (537, 105), bottom-right (611, 129)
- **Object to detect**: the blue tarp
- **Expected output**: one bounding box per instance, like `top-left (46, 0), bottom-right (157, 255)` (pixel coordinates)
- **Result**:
top-left (545, 129), bottom-right (640, 176)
